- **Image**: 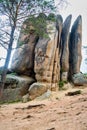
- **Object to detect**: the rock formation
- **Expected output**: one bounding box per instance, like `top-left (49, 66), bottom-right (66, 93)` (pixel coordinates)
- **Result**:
top-left (11, 19), bottom-right (39, 78)
top-left (0, 75), bottom-right (35, 102)
top-left (34, 20), bottom-right (61, 91)
top-left (69, 15), bottom-right (87, 85)
top-left (69, 15), bottom-right (82, 75)
top-left (60, 15), bottom-right (72, 81)
top-left (0, 14), bottom-right (87, 102)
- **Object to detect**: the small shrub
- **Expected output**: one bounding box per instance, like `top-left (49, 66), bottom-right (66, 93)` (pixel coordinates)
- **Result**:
top-left (58, 80), bottom-right (68, 90)
top-left (58, 81), bottom-right (64, 89)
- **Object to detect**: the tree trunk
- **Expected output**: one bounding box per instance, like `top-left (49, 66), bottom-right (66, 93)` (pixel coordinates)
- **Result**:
top-left (0, 25), bottom-right (16, 97)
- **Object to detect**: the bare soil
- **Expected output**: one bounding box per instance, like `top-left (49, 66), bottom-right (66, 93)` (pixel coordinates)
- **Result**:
top-left (0, 86), bottom-right (87, 130)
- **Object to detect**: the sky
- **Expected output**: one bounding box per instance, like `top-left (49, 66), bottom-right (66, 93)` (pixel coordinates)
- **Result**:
top-left (55, 0), bottom-right (87, 45)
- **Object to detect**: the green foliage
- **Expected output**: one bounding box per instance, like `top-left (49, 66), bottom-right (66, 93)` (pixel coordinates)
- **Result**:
top-left (31, 0), bottom-right (56, 14)
top-left (23, 14), bottom-right (48, 38)
top-left (48, 13), bottom-right (56, 21)
top-left (58, 80), bottom-right (68, 90)
top-left (59, 81), bottom-right (64, 89)
top-left (23, 13), bottom-right (56, 39)
top-left (0, 0), bottom-right (4, 2)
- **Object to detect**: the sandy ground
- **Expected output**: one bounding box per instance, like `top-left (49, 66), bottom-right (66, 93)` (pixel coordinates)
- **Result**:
top-left (0, 86), bottom-right (87, 130)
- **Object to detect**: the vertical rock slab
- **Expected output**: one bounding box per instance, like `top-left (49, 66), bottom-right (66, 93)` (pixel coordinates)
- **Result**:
top-left (34, 20), bottom-right (58, 90)
top-left (60, 15), bottom-right (72, 81)
top-left (56, 15), bottom-right (63, 49)
top-left (69, 16), bottom-right (87, 85)
top-left (51, 15), bottom-right (63, 90)
top-left (69, 15), bottom-right (82, 75)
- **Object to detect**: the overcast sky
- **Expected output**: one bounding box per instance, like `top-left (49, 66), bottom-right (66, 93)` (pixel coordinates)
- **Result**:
top-left (55, 0), bottom-right (87, 45)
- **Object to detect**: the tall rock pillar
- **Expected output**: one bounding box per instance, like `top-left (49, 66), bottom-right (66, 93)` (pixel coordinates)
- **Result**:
top-left (69, 15), bottom-right (87, 85)
top-left (34, 21), bottom-right (58, 90)
top-left (51, 15), bottom-right (63, 90)
top-left (69, 15), bottom-right (82, 75)
top-left (60, 15), bottom-right (72, 81)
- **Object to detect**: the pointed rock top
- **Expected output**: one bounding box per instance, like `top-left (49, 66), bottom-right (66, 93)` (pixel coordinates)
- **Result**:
top-left (56, 14), bottom-right (63, 24)
top-left (71, 15), bottom-right (82, 32)
top-left (56, 14), bottom-right (63, 30)
top-left (63, 14), bottom-right (72, 26)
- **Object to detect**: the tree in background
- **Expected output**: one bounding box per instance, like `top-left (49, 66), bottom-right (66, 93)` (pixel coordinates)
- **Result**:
top-left (0, 0), bottom-right (67, 96)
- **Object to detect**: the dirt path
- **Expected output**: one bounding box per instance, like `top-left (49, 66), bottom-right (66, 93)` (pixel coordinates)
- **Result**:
top-left (0, 86), bottom-right (87, 130)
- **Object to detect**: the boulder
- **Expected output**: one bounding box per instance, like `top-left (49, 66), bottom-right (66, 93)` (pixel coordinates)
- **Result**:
top-left (22, 93), bottom-right (29, 103)
top-left (69, 15), bottom-right (82, 75)
top-left (60, 15), bottom-right (72, 81)
top-left (35, 89), bottom-right (51, 100)
top-left (72, 73), bottom-right (87, 86)
top-left (28, 82), bottom-right (48, 100)
top-left (0, 75), bottom-right (35, 103)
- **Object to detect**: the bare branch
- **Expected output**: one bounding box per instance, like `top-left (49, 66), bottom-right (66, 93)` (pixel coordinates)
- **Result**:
top-left (0, 29), bottom-right (10, 36)
top-left (0, 38), bottom-right (9, 45)
top-left (0, 42), bottom-right (8, 50)
top-left (0, 57), bottom-right (6, 60)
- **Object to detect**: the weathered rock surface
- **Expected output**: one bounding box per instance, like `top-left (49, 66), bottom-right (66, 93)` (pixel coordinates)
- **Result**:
top-left (60, 15), bottom-right (72, 81)
top-left (0, 75), bottom-right (35, 102)
top-left (63, 82), bottom-right (73, 90)
top-left (11, 20), bottom-right (38, 77)
top-left (68, 15), bottom-right (87, 85)
top-left (22, 93), bottom-right (29, 103)
top-left (28, 82), bottom-right (48, 100)
top-left (34, 21), bottom-right (58, 90)
top-left (72, 73), bottom-right (87, 86)
top-left (56, 14), bottom-right (63, 49)
top-left (69, 15), bottom-right (82, 75)
top-left (51, 15), bottom-right (63, 90)
top-left (11, 44), bottom-right (36, 77)
top-left (35, 89), bottom-right (51, 100)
